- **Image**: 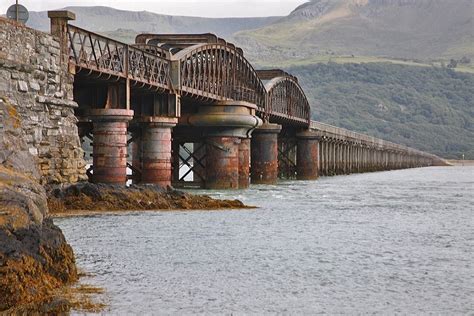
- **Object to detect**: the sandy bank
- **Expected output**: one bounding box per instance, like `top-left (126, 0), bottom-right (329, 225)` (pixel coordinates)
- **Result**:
top-left (446, 160), bottom-right (474, 166)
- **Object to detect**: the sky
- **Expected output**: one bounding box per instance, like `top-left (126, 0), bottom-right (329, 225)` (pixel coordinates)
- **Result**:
top-left (0, 0), bottom-right (309, 17)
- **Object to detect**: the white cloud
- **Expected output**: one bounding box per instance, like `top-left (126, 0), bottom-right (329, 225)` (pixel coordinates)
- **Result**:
top-left (0, 0), bottom-right (309, 17)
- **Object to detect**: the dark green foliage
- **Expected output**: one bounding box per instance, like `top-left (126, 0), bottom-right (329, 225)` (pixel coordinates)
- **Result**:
top-left (287, 63), bottom-right (474, 159)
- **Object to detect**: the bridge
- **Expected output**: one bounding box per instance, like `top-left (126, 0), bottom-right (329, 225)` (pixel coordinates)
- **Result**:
top-left (48, 11), bottom-right (445, 189)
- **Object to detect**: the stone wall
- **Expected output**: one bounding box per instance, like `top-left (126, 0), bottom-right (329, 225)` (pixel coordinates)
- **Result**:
top-left (0, 17), bottom-right (86, 184)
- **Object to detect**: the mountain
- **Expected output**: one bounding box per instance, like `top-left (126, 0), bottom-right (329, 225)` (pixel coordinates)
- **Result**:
top-left (234, 0), bottom-right (474, 64)
top-left (27, 6), bottom-right (279, 40)
top-left (28, 2), bottom-right (473, 63)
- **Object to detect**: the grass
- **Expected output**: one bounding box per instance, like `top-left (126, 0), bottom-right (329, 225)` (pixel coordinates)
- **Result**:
top-left (255, 55), bottom-right (474, 74)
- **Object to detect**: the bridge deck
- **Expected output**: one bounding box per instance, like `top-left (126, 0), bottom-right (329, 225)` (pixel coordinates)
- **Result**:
top-left (310, 120), bottom-right (441, 160)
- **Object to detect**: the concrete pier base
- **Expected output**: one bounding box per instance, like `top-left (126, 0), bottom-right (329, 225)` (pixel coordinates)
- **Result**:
top-left (296, 130), bottom-right (320, 180)
top-left (89, 109), bottom-right (134, 185)
top-left (251, 123), bottom-right (282, 184)
top-left (138, 116), bottom-right (178, 187)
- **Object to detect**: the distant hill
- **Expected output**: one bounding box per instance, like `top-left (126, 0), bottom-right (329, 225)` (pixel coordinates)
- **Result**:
top-left (29, 2), bottom-right (473, 63)
top-left (27, 6), bottom-right (279, 40)
top-left (26, 4), bottom-right (473, 159)
top-left (235, 0), bottom-right (474, 64)
top-left (289, 62), bottom-right (474, 159)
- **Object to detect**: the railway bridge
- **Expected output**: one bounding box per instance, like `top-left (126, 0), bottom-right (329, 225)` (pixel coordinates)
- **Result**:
top-left (48, 11), bottom-right (444, 189)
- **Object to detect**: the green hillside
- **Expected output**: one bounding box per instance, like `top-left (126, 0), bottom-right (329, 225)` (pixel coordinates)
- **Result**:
top-left (286, 62), bottom-right (474, 159)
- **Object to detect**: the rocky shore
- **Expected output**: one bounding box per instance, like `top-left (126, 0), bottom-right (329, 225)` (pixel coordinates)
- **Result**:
top-left (47, 183), bottom-right (250, 216)
top-left (0, 97), bottom-right (78, 311)
top-left (0, 20), bottom-right (251, 312)
top-left (0, 93), bottom-right (250, 311)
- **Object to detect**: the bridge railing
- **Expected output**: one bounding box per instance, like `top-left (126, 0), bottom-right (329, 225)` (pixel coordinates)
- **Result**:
top-left (310, 120), bottom-right (443, 160)
top-left (67, 25), bottom-right (171, 90)
top-left (128, 46), bottom-right (170, 89)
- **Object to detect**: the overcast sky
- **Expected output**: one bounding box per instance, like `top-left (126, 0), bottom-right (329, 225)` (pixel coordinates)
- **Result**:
top-left (0, 0), bottom-right (309, 17)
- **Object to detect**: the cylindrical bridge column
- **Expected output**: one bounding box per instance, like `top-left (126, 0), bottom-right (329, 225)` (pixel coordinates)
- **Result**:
top-left (251, 123), bottom-right (282, 184)
top-left (206, 137), bottom-right (240, 189)
top-left (89, 109), bottom-right (134, 185)
top-left (186, 101), bottom-right (262, 189)
top-left (138, 116), bottom-right (178, 187)
top-left (296, 130), bottom-right (320, 180)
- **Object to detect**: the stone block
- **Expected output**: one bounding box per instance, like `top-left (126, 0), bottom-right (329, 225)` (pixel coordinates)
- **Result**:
top-left (54, 91), bottom-right (64, 98)
top-left (10, 71), bottom-right (20, 79)
top-left (48, 46), bottom-right (61, 56)
top-left (47, 129), bottom-right (60, 136)
top-left (17, 80), bottom-right (28, 92)
top-left (33, 70), bottom-right (46, 81)
top-left (19, 63), bottom-right (35, 74)
top-left (50, 109), bottom-right (62, 117)
top-left (50, 40), bottom-right (60, 49)
top-left (29, 80), bottom-right (41, 92)
top-left (39, 36), bottom-right (51, 47)
top-left (68, 174), bottom-right (79, 183)
top-left (29, 147), bottom-right (38, 156)
top-left (61, 169), bottom-right (74, 176)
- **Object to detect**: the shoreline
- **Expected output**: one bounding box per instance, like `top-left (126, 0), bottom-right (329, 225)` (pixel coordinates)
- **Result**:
top-left (51, 205), bottom-right (257, 218)
top-left (47, 183), bottom-right (255, 218)
top-left (446, 160), bottom-right (474, 166)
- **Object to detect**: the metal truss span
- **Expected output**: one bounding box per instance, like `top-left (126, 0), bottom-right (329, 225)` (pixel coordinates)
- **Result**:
top-left (174, 43), bottom-right (266, 112)
top-left (257, 69), bottom-right (311, 126)
top-left (135, 34), bottom-right (309, 125)
top-left (67, 28), bottom-right (312, 125)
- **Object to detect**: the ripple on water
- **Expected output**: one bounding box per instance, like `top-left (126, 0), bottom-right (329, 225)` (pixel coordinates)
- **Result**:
top-left (54, 166), bottom-right (474, 314)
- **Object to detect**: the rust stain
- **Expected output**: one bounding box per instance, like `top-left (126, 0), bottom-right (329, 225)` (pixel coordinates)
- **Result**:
top-left (1, 96), bottom-right (21, 129)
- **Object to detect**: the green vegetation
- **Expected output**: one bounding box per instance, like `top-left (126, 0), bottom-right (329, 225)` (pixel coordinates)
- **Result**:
top-left (256, 55), bottom-right (474, 74)
top-left (286, 62), bottom-right (474, 159)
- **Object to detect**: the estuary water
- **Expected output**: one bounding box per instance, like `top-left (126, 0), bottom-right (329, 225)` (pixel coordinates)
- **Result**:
top-left (54, 166), bottom-right (474, 314)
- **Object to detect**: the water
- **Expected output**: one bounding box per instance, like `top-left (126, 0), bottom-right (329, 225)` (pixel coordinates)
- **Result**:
top-left (54, 166), bottom-right (474, 314)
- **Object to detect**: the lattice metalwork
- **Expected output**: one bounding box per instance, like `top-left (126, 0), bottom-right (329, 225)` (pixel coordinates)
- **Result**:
top-left (266, 76), bottom-right (311, 126)
top-left (67, 25), bottom-right (171, 90)
top-left (128, 46), bottom-right (170, 90)
top-left (175, 142), bottom-right (206, 185)
top-left (278, 137), bottom-right (297, 179)
top-left (175, 44), bottom-right (266, 111)
top-left (68, 25), bottom-right (126, 75)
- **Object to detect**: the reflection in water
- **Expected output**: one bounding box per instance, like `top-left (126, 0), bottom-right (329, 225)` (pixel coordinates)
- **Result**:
top-left (55, 166), bottom-right (473, 314)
